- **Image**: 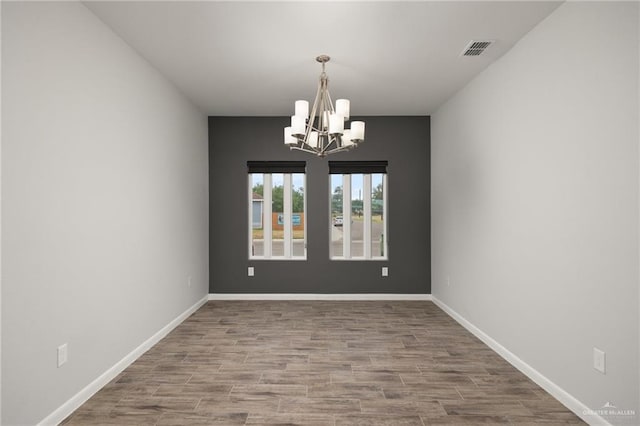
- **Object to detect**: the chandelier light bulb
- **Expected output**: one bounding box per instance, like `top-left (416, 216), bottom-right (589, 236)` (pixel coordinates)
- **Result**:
top-left (308, 131), bottom-right (319, 148)
top-left (329, 113), bottom-right (344, 135)
top-left (291, 115), bottom-right (305, 136)
top-left (342, 129), bottom-right (353, 147)
top-left (284, 127), bottom-right (296, 145)
top-left (295, 100), bottom-right (309, 118)
top-left (336, 99), bottom-right (350, 120)
top-left (350, 121), bottom-right (365, 141)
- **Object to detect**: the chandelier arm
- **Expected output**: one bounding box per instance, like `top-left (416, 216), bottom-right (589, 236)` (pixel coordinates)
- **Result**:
top-left (320, 83), bottom-right (335, 153)
top-left (319, 137), bottom-right (332, 156)
top-left (325, 88), bottom-right (335, 114)
top-left (319, 139), bottom-right (328, 156)
top-left (290, 145), bottom-right (319, 155)
top-left (289, 146), bottom-right (324, 156)
top-left (294, 145), bottom-right (326, 157)
top-left (324, 90), bottom-right (338, 150)
top-left (326, 135), bottom-right (338, 153)
top-left (323, 95), bottom-right (337, 156)
top-left (325, 145), bottom-right (352, 155)
top-left (323, 77), bottom-right (336, 146)
top-left (304, 77), bottom-right (324, 147)
top-left (317, 79), bottom-right (326, 136)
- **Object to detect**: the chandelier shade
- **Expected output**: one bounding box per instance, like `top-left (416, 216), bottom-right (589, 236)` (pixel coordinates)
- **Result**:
top-left (285, 55), bottom-right (365, 157)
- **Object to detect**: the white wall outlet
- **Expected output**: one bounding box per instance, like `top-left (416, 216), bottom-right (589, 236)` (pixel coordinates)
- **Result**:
top-left (593, 347), bottom-right (606, 374)
top-left (248, 266), bottom-right (254, 277)
top-left (381, 267), bottom-right (388, 277)
top-left (57, 343), bottom-right (68, 368)
top-left (187, 275), bottom-right (192, 287)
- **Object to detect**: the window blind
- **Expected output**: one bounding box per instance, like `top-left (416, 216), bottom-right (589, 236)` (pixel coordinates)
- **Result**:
top-left (328, 161), bottom-right (388, 174)
top-left (247, 161), bottom-right (306, 174)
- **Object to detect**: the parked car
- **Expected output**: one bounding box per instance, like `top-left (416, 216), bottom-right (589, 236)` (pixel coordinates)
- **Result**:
top-left (333, 216), bottom-right (343, 226)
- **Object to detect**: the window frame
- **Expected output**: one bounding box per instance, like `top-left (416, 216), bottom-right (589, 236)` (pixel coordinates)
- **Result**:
top-left (329, 168), bottom-right (388, 261)
top-left (248, 169), bottom-right (307, 261)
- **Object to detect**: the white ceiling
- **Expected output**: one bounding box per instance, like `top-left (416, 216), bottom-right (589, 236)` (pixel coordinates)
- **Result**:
top-left (85, 1), bottom-right (562, 116)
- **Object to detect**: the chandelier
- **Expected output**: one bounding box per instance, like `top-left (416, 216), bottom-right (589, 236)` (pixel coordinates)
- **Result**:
top-left (284, 55), bottom-right (365, 157)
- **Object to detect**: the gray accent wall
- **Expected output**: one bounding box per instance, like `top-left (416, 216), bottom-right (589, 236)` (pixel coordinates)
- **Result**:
top-left (209, 116), bottom-right (430, 294)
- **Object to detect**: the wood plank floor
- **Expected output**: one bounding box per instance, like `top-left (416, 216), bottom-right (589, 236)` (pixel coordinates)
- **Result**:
top-left (62, 301), bottom-right (585, 425)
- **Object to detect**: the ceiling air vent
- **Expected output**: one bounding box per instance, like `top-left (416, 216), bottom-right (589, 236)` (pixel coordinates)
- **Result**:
top-left (461, 40), bottom-right (493, 57)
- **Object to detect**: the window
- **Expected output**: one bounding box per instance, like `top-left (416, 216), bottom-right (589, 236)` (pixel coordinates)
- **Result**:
top-left (329, 161), bottom-right (388, 260)
top-left (249, 161), bottom-right (306, 259)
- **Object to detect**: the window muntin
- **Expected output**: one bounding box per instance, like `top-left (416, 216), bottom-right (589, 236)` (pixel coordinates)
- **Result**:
top-left (350, 174), bottom-right (363, 257)
top-left (330, 174), bottom-right (344, 258)
top-left (330, 172), bottom-right (387, 260)
top-left (271, 173), bottom-right (284, 256)
top-left (250, 173), bottom-right (265, 257)
top-left (291, 173), bottom-right (306, 257)
top-left (249, 167), bottom-right (306, 260)
top-left (371, 173), bottom-right (385, 258)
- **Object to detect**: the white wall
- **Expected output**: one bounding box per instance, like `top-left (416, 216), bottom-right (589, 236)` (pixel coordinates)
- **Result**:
top-left (1, 2), bottom-right (209, 425)
top-left (432, 2), bottom-right (638, 425)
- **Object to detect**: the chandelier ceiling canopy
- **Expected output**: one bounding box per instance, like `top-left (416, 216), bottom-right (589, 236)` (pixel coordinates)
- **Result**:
top-left (285, 55), bottom-right (365, 157)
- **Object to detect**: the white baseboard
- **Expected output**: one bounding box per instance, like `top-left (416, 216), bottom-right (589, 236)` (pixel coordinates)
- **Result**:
top-left (38, 295), bottom-right (209, 426)
top-left (208, 293), bottom-right (432, 301)
top-left (431, 296), bottom-right (610, 426)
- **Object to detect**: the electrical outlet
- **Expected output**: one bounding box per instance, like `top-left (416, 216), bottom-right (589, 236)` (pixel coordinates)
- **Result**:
top-left (57, 343), bottom-right (68, 368)
top-left (381, 267), bottom-right (388, 277)
top-left (593, 347), bottom-right (606, 374)
top-left (248, 266), bottom-right (254, 277)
